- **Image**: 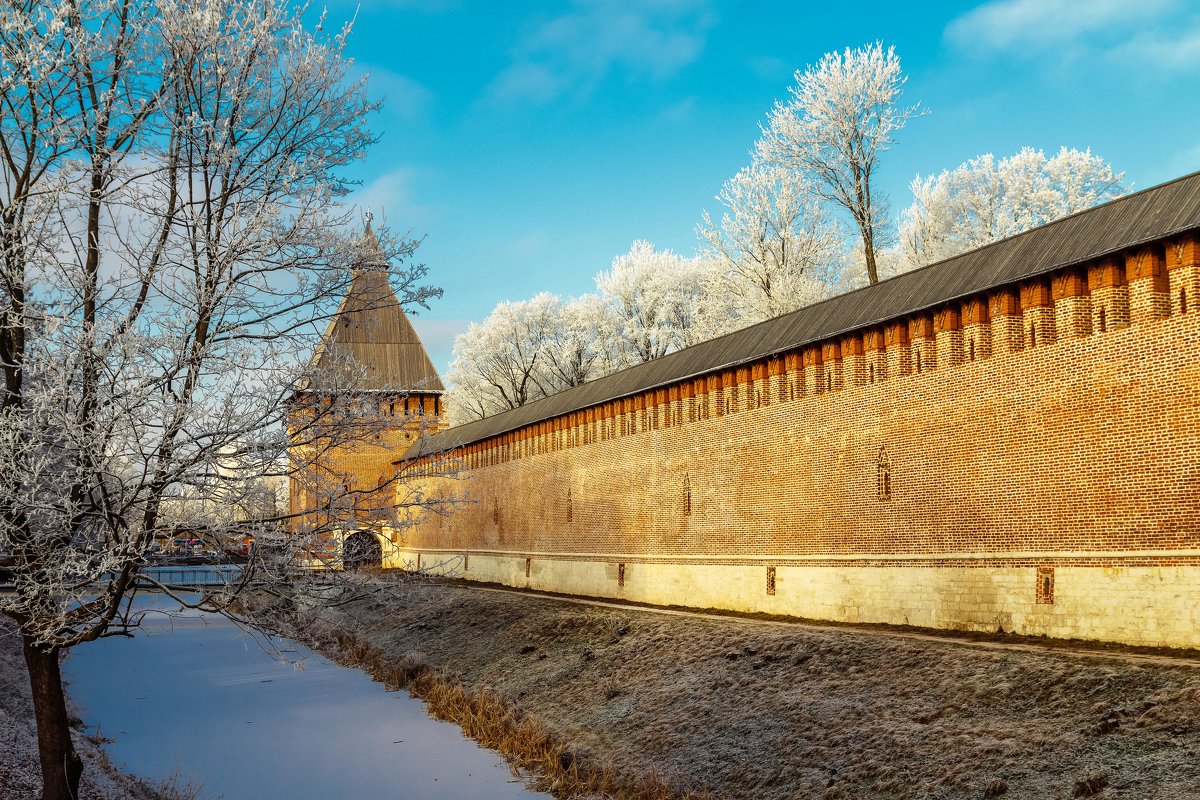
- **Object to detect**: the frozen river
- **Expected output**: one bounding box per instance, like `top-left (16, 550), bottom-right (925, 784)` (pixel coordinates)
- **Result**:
top-left (64, 596), bottom-right (549, 799)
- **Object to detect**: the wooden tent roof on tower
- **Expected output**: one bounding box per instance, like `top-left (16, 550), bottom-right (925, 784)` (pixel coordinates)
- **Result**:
top-left (302, 224), bottom-right (444, 394)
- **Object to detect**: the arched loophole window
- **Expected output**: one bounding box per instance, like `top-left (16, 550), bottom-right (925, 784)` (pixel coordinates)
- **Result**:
top-left (1098, 307), bottom-right (1107, 333)
top-left (877, 445), bottom-right (892, 502)
top-left (868, 362), bottom-right (876, 384)
top-left (968, 339), bottom-right (976, 362)
top-left (1029, 324), bottom-right (1037, 348)
top-left (914, 348), bottom-right (923, 373)
top-left (1036, 566), bottom-right (1055, 604)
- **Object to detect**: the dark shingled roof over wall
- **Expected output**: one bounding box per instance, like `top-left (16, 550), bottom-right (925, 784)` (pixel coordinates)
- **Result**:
top-left (407, 170), bottom-right (1200, 459)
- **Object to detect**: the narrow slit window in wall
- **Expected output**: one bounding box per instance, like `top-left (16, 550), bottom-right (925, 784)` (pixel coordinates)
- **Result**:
top-left (877, 445), bottom-right (892, 502)
top-left (766, 566), bottom-right (776, 596)
top-left (525, 557), bottom-right (531, 578)
top-left (914, 348), bottom-right (923, 373)
top-left (566, 486), bottom-right (573, 522)
top-left (1029, 324), bottom-right (1037, 348)
top-left (618, 562), bottom-right (626, 588)
top-left (1036, 566), bottom-right (1055, 604)
top-left (492, 497), bottom-right (499, 525)
top-left (683, 473), bottom-right (692, 516)
top-left (1098, 307), bottom-right (1107, 332)
top-left (968, 339), bottom-right (976, 362)
top-left (463, 554), bottom-right (469, 571)
top-left (1182, 288), bottom-right (1189, 315)
top-left (868, 362), bottom-right (876, 384)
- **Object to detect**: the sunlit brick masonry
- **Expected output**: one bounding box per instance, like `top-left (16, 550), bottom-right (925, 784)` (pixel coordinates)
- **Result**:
top-left (296, 173), bottom-right (1200, 650)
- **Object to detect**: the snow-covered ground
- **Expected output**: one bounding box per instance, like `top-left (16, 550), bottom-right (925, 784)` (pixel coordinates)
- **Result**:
top-left (0, 619), bottom-right (167, 799)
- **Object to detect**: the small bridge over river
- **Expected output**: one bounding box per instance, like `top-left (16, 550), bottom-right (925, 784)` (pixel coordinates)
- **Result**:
top-left (0, 559), bottom-right (246, 595)
top-left (133, 564), bottom-right (245, 590)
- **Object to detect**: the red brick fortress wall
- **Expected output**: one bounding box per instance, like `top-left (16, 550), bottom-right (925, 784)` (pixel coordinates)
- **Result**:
top-left (397, 232), bottom-right (1200, 648)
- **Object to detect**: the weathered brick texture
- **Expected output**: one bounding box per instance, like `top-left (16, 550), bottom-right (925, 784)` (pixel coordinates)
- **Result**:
top-left (390, 231), bottom-right (1200, 648)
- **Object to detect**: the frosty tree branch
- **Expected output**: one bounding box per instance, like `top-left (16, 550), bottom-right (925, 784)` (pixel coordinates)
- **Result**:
top-left (756, 41), bottom-right (923, 286)
top-left (0, 2), bottom-right (439, 798)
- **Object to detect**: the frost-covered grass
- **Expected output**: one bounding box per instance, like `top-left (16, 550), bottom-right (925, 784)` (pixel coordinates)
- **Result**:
top-left (285, 580), bottom-right (1200, 800)
top-left (0, 618), bottom-right (173, 799)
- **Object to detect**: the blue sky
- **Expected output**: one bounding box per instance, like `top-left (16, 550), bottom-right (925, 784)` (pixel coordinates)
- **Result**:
top-left (316, 0), bottom-right (1200, 374)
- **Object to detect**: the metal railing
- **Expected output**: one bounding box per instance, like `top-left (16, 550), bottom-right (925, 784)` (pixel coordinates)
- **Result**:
top-left (134, 564), bottom-right (244, 589)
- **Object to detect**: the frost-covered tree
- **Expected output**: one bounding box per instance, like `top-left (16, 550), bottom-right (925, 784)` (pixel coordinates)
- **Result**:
top-left (698, 162), bottom-right (850, 323)
top-left (756, 41), bottom-right (922, 286)
top-left (0, 3), bottom-right (437, 798)
top-left (543, 295), bottom-right (611, 390)
top-left (444, 293), bottom-right (563, 423)
top-left (446, 244), bottom-right (733, 423)
top-left (899, 147), bottom-right (1127, 269)
top-left (594, 240), bottom-right (723, 368)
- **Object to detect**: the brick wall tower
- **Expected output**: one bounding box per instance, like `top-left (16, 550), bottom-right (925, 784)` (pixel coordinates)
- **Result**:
top-left (288, 223), bottom-right (445, 549)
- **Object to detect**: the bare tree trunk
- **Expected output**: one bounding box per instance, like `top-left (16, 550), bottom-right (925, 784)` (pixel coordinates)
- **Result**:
top-left (23, 637), bottom-right (83, 800)
top-left (857, 220), bottom-right (880, 286)
top-left (863, 237), bottom-right (879, 285)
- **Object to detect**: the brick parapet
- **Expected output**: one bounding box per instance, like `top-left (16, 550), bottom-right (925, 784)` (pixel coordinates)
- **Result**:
top-left (1052, 268), bottom-right (1092, 339)
top-left (404, 309), bottom-right (1200, 560)
top-left (933, 306), bottom-right (963, 368)
top-left (909, 313), bottom-right (936, 374)
top-left (883, 322), bottom-right (911, 378)
top-left (403, 230), bottom-right (1200, 487)
top-left (1168, 232), bottom-right (1200, 317)
top-left (1127, 245), bottom-right (1170, 323)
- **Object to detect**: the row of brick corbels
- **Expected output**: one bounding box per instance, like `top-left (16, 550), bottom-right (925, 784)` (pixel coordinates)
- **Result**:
top-left (447, 231), bottom-right (1200, 471)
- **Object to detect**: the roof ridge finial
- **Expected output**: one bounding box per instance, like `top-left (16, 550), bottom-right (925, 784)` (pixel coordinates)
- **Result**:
top-left (358, 210), bottom-right (387, 273)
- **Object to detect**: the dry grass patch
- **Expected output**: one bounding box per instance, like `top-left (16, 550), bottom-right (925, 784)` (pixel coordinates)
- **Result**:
top-left (276, 580), bottom-right (1200, 800)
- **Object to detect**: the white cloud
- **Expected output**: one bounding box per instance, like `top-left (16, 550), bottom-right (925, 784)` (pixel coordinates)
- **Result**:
top-left (946, 0), bottom-right (1178, 51)
top-left (945, 0), bottom-right (1200, 72)
top-left (359, 68), bottom-right (433, 121)
top-left (409, 317), bottom-right (468, 374)
top-left (1110, 27), bottom-right (1200, 71)
top-left (346, 166), bottom-right (438, 230)
top-left (487, 63), bottom-right (568, 107)
top-left (483, 0), bottom-right (715, 107)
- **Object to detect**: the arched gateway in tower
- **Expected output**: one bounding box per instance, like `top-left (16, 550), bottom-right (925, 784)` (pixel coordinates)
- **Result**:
top-left (287, 224), bottom-right (445, 567)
